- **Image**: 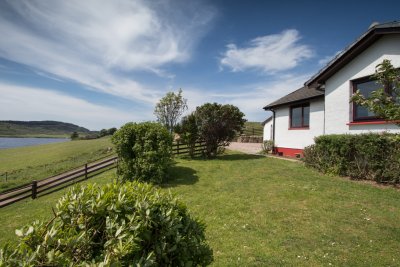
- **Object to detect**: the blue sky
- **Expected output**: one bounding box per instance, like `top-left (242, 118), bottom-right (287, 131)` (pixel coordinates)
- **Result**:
top-left (0, 0), bottom-right (399, 130)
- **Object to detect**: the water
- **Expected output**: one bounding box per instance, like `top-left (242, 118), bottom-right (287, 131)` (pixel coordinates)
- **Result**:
top-left (0, 137), bottom-right (70, 149)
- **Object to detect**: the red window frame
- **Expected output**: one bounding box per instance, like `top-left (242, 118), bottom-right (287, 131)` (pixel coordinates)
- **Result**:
top-left (351, 76), bottom-right (384, 122)
top-left (289, 103), bottom-right (310, 129)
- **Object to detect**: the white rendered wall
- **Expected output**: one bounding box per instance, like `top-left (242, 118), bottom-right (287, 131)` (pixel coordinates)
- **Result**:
top-left (273, 98), bottom-right (324, 149)
top-left (324, 34), bottom-right (400, 134)
top-left (263, 120), bottom-right (273, 141)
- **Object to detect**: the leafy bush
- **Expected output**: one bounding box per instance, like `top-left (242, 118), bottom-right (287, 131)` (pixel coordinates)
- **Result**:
top-left (194, 103), bottom-right (246, 158)
top-left (304, 133), bottom-right (400, 183)
top-left (261, 140), bottom-right (274, 153)
top-left (175, 114), bottom-right (199, 157)
top-left (112, 122), bottom-right (173, 184)
top-left (0, 182), bottom-right (213, 266)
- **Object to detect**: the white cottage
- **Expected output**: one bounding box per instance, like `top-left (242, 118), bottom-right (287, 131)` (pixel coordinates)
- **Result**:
top-left (263, 21), bottom-right (400, 157)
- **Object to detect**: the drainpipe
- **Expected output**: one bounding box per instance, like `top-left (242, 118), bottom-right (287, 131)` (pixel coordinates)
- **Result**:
top-left (272, 109), bottom-right (276, 154)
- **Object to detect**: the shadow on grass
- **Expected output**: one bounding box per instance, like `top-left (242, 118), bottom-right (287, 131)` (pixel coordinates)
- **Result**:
top-left (215, 153), bottom-right (264, 161)
top-left (175, 153), bottom-right (264, 162)
top-left (163, 166), bottom-right (199, 188)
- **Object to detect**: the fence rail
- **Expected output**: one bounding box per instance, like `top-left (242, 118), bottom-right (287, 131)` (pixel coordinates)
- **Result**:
top-left (242, 127), bottom-right (263, 136)
top-left (0, 141), bottom-right (207, 208)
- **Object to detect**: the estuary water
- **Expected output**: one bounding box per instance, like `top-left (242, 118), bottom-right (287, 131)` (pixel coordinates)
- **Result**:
top-left (0, 137), bottom-right (70, 149)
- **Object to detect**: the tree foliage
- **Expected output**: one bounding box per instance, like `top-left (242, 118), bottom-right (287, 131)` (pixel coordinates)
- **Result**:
top-left (0, 182), bottom-right (213, 266)
top-left (99, 127), bottom-right (118, 137)
top-left (175, 114), bottom-right (199, 157)
top-left (351, 59), bottom-right (400, 124)
top-left (194, 103), bottom-right (246, 158)
top-left (112, 122), bottom-right (173, 184)
top-left (154, 89), bottom-right (188, 133)
top-left (70, 131), bottom-right (79, 140)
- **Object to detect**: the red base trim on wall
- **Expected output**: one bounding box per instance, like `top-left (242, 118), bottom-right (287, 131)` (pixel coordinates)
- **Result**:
top-left (273, 147), bottom-right (304, 158)
top-left (347, 120), bottom-right (400, 126)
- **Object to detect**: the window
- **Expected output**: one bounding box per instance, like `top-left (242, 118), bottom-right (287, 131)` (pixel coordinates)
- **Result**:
top-left (352, 77), bottom-right (381, 121)
top-left (290, 103), bottom-right (310, 128)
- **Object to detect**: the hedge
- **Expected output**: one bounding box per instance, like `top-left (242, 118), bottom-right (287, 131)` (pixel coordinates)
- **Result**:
top-left (303, 133), bottom-right (400, 183)
top-left (0, 182), bottom-right (213, 266)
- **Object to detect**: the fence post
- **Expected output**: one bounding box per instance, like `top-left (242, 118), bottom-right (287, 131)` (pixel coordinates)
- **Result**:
top-left (252, 128), bottom-right (255, 135)
top-left (32, 180), bottom-right (37, 199)
top-left (85, 164), bottom-right (88, 180)
top-left (177, 140), bottom-right (180, 155)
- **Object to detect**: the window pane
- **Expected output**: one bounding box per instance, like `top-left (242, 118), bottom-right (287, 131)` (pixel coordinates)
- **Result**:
top-left (303, 106), bottom-right (310, 126)
top-left (291, 107), bottom-right (302, 127)
top-left (354, 79), bottom-right (380, 119)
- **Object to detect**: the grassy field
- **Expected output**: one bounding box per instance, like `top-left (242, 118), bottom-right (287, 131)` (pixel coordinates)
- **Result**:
top-left (1, 152), bottom-right (399, 266)
top-left (0, 137), bottom-right (113, 191)
top-left (243, 121), bottom-right (263, 136)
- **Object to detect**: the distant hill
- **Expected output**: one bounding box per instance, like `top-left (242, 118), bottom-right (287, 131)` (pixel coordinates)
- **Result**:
top-left (0, 121), bottom-right (91, 137)
top-left (243, 121), bottom-right (263, 136)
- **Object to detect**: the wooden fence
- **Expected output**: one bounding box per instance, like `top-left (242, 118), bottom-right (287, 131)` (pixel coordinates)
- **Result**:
top-left (0, 141), bottom-right (207, 208)
top-left (242, 127), bottom-right (263, 136)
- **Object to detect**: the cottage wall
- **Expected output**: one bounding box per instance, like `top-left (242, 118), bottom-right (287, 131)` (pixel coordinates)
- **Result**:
top-left (273, 98), bottom-right (324, 152)
top-left (325, 34), bottom-right (400, 134)
top-left (263, 119), bottom-right (273, 141)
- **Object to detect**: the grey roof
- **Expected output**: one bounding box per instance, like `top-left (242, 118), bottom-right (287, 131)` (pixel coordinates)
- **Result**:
top-left (261, 116), bottom-right (272, 126)
top-left (305, 21), bottom-right (400, 87)
top-left (263, 86), bottom-right (324, 110)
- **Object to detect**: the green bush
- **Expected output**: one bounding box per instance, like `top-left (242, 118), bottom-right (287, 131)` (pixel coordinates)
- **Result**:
top-left (304, 133), bottom-right (400, 183)
top-left (175, 114), bottom-right (199, 158)
top-left (261, 140), bottom-right (274, 154)
top-left (112, 122), bottom-right (173, 184)
top-left (0, 182), bottom-right (213, 266)
top-left (194, 103), bottom-right (246, 158)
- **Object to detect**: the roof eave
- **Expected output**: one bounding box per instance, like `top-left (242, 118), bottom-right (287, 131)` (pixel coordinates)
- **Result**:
top-left (305, 26), bottom-right (400, 88)
top-left (263, 94), bottom-right (324, 110)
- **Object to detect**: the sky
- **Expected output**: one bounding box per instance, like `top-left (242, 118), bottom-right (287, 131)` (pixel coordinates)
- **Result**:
top-left (0, 0), bottom-right (399, 130)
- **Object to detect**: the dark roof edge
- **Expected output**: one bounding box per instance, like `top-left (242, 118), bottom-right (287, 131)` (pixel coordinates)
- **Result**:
top-left (263, 94), bottom-right (324, 110)
top-left (305, 22), bottom-right (400, 88)
top-left (261, 116), bottom-right (273, 126)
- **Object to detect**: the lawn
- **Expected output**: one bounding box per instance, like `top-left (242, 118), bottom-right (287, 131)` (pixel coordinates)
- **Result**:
top-left (0, 137), bottom-right (113, 191)
top-left (1, 152), bottom-right (400, 266)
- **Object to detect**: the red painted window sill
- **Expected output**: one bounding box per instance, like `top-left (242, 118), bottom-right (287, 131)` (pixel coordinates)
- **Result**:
top-left (288, 127), bottom-right (309, 130)
top-left (347, 120), bottom-right (400, 126)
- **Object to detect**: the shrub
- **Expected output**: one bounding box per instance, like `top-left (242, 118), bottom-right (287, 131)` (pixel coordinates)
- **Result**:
top-left (194, 103), bottom-right (246, 158)
top-left (261, 140), bottom-right (274, 153)
top-left (304, 133), bottom-right (400, 183)
top-left (175, 114), bottom-right (199, 158)
top-left (112, 122), bottom-right (173, 184)
top-left (0, 182), bottom-right (213, 266)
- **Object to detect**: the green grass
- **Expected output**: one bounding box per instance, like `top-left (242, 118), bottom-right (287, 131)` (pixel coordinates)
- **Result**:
top-left (243, 121), bottom-right (263, 136)
top-left (0, 137), bottom-right (113, 191)
top-left (1, 152), bottom-right (400, 266)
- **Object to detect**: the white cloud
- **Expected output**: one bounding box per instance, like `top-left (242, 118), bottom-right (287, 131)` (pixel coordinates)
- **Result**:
top-left (0, 0), bottom-right (215, 103)
top-left (183, 73), bottom-right (311, 122)
top-left (0, 83), bottom-right (144, 130)
top-left (220, 29), bottom-right (313, 74)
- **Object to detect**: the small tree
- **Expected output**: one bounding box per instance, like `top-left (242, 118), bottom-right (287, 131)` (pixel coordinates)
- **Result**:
top-left (176, 113), bottom-right (199, 157)
top-left (107, 127), bottom-right (117, 135)
top-left (99, 128), bottom-right (108, 137)
top-left (195, 103), bottom-right (246, 158)
top-left (351, 59), bottom-right (400, 124)
top-left (70, 131), bottom-right (79, 140)
top-left (154, 89), bottom-right (188, 133)
top-left (112, 122), bottom-right (173, 184)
